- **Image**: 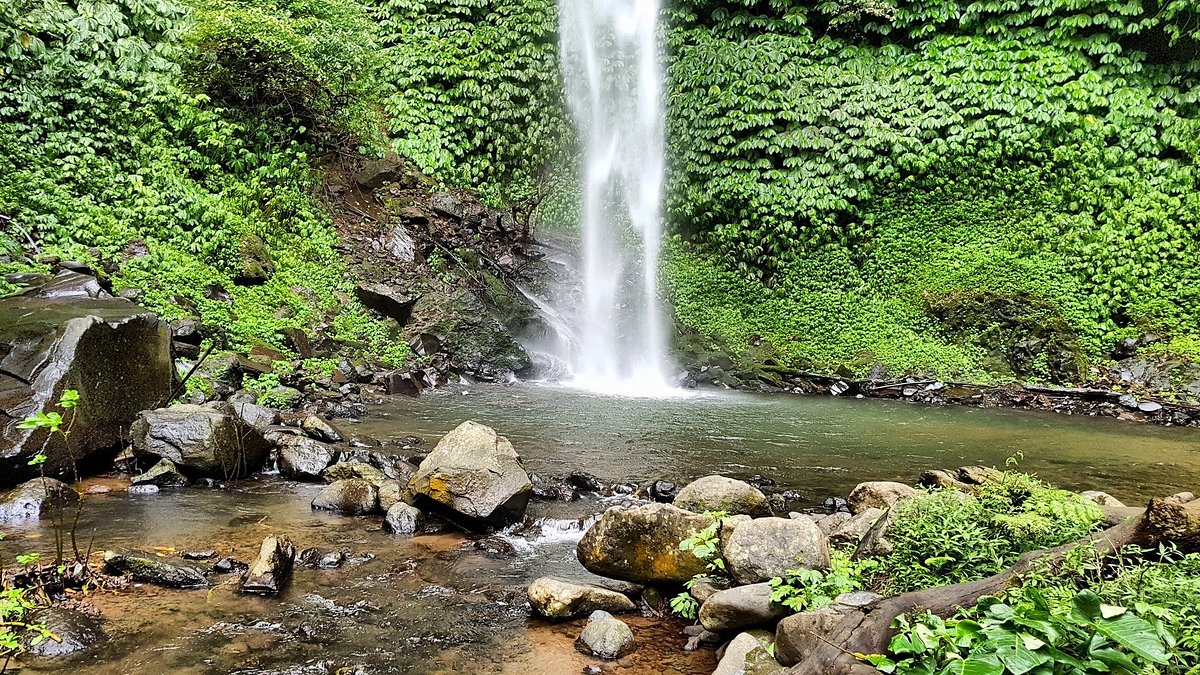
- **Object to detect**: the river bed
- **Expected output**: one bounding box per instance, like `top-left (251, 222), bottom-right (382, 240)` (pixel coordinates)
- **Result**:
top-left (7, 384), bottom-right (1200, 674)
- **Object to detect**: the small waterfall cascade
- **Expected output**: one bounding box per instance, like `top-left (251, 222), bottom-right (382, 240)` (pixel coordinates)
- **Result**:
top-left (554, 0), bottom-right (675, 397)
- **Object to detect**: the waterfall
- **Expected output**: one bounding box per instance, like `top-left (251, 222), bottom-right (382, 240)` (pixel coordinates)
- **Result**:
top-left (555, 0), bottom-right (674, 397)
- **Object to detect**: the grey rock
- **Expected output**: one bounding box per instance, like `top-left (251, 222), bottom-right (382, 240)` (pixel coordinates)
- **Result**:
top-left (775, 605), bottom-right (856, 666)
top-left (408, 421), bottom-right (532, 527)
top-left (127, 484), bottom-right (160, 495)
top-left (131, 458), bottom-right (188, 487)
top-left (103, 550), bottom-right (208, 588)
top-left (713, 630), bottom-right (781, 675)
top-left (311, 479), bottom-right (379, 515)
top-left (377, 480), bottom-right (409, 511)
top-left (528, 577), bottom-right (636, 619)
top-left (673, 475), bottom-right (769, 517)
top-left (699, 583), bottom-right (789, 633)
top-left (689, 576), bottom-right (730, 604)
top-left (241, 535), bottom-right (296, 595)
top-left (847, 481), bottom-right (918, 514)
top-left (301, 415), bottom-right (344, 443)
top-left (0, 478), bottom-right (79, 520)
top-left (815, 511), bottom-right (852, 535)
top-left (577, 503), bottom-right (714, 584)
top-left (354, 282), bottom-right (417, 327)
top-left (575, 610), bottom-right (635, 660)
top-left (130, 402), bottom-right (270, 478)
top-left (0, 297), bottom-right (172, 483)
top-left (230, 401), bottom-right (278, 431)
top-left (829, 507), bottom-right (885, 547)
top-left (277, 436), bottom-right (337, 480)
top-left (722, 517), bottom-right (830, 585)
top-left (384, 502), bottom-right (424, 535)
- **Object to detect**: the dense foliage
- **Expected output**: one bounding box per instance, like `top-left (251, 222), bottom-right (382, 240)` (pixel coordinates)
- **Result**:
top-left (661, 0), bottom-right (1200, 381)
top-left (0, 0), bottom-right (405, 364)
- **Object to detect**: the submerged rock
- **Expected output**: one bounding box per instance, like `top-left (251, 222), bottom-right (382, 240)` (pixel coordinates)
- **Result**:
top-left (241, 535), bottom-right (296, 595)
top-left (576, 503), bottom-right (713, 584)
top-left (527, 577), bottom-right (636, 619)
top-left (384, 502), bottom-right (424, 536)
top-left (575, 610), bottom-right (636, 660)
top-left (407, 421), bottom-right (532, 527)
top-left (24, 607), bottom-right (106, 657)
top-left (674, 475), bottom-right (769, 517)
top-left (103, 550), bottom-right (208, 588)
top-left (130, 458), bottom-right (188, 487)
top-left (722, 517), bottom-right (829, 585)
top-left (847, 481), bottom-right (918, 514)
top-left (699, 583), bottom-right (789, 633)
top-left (0, 295), bottom-right (172, 484)
top-left (130, 402), bottom-right (271, 478)
top-left (311, 479), bottom-right (379, 515)
top-left (0, 478), bottom-right (79, 520)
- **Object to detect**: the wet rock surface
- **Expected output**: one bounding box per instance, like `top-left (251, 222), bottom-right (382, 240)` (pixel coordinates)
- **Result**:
top-left (311, 479), bottom-right (379, 515)
top-left (0, 478), bottom-right (79, 520)
top-left (24, 606), bottom-right (106, 657)
top-left (0, 294), bottom-right (172, 484)
top-left (276, 435), bottom-right (338, 480)
top-left (384, 502), bottom-right (424, 535)
top-left (242, 535), bottom-right (297, 595)
top-left (131, 458), bottom-right (189, 487)
top-left (103, 550), bottom-right (209, 588)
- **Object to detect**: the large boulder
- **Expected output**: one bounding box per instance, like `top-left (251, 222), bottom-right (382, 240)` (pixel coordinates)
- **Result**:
top-left (0, 296), bottom-right (173, 485)
top-left (847, 481), bottom-right (918, 514)
top-left (699, 583), bottom-right (790, 633)
top-left (575, 610), bottom-right (635, 660)
top-left (407, 421), bottom-right (532, 527)
top-left (527, 577), bottom-right (637, 619)
top-left (0, 478), bottom-right (79, 520)
top-left (721, 517), bottom-right (830, 585)
top-left (577, 503), bottom-right (714, 584)
top-left (311, 479), bottom-right (379, 515)
top-left (103, 550), bottom-right (208, 588)
top-left (673, 476), bottom-right (769, 517)
top-left (130, 402), bottom-right (271, 478)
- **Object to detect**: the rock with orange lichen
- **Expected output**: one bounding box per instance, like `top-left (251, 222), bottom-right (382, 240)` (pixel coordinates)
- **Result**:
top-left (407, 421), bottom-right (532, 528)
top-left (577, 503), bottom-right (714, 584)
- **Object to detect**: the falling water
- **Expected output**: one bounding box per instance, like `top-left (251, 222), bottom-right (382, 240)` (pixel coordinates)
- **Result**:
top-left (556, 0), bottom-right (674, 396)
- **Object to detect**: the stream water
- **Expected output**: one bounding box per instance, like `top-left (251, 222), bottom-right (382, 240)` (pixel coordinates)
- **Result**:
top-left (8, 385), bottom-right (1200, 674)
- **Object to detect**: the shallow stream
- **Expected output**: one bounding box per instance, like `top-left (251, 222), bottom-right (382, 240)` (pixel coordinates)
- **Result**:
top-left (7, 384), bottom-right (1200, 674)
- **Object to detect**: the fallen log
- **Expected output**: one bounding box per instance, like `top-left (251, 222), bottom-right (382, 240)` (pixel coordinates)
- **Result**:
top-left (789, 496), bottom-right (1200, 675)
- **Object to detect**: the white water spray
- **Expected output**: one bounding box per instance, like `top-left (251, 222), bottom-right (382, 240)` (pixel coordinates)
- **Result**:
top-left (556, 0), bottom-right (674, 396)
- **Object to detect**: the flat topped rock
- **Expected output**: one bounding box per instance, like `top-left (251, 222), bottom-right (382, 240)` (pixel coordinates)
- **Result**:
top-left (527, 577), bottom-right (636, 619)
top-left (103, 550), bottom-right (208, 588)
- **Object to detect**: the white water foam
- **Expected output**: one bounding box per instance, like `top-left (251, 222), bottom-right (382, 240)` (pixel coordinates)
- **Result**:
top-left (555, 0), bottom-right (676, 398)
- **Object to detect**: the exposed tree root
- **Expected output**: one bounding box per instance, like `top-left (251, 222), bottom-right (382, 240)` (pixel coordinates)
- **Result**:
top-left (788, 496), bottom-right (1200, 675)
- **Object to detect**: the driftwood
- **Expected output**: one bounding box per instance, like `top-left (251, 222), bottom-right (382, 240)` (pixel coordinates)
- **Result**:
top-left (788, 496), bottom-right (1200, 675)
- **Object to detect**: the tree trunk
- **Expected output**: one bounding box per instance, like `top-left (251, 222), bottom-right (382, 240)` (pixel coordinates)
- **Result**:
top-left (788, 497), bottom-right (1200, 675)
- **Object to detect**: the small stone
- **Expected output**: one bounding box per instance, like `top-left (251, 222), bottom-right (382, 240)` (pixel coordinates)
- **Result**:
top-left (301, 415), bottom-right (344, 443)
top-left (1080, 490), bottom-right (1126, 508)
top-left (575, 610), bottom-right (635, 660)
top-left (384, 503), bottom-right (424, 536)
top-left (241, 535), bottom-right (296, 595)
top-left (131, 458), bottom-right (188, 487)
top-left (127, 484), bottom-right (160, 495)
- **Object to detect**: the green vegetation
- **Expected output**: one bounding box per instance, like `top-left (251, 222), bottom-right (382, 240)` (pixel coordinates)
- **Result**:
top-left (882, 473), bottom-right (1105, 593)
top-left (769, 549), bottom-right (878, 613)
top-left (671, 511), bottom-right (731, 620)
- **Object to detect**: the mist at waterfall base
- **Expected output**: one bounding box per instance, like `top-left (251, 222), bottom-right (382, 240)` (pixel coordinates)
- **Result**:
top-left (535, 0), bottom-right (678, 398)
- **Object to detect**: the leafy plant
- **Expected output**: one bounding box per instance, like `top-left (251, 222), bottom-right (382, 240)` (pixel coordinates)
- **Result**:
top-left (671, 512), bottom-right (730, 620)
top-left (769, 549), bottom-right (878, 613)
top-left (865, 587), bottom-right (1176, 674)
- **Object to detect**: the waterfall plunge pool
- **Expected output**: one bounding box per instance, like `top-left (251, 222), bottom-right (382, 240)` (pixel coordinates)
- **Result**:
top-left (10, 383), bottom-right (1199, 674)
